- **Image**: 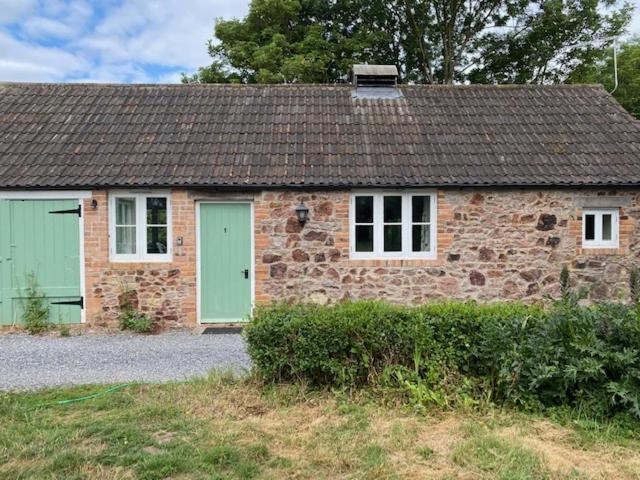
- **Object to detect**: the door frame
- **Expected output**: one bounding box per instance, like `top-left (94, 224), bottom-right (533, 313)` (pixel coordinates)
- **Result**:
top-left (196, 201), bottom-right (255, 324)
top-left (0, 190), bottom-right (90, 324)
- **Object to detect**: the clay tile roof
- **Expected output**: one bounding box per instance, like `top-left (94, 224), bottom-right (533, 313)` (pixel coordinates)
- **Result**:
top-left (0, 82), bottom-right (639, 189)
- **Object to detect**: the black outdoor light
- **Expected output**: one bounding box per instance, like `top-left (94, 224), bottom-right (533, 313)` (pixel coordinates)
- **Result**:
top-left (91, 199), bottom-right (98, 209)
top-left (295, 202), bottom-right (309, 224)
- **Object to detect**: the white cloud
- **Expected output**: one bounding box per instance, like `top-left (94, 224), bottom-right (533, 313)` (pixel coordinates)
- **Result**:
top-left (0, 31), bottom-right (89, 82)
top-left (0, 0), bottom-right (38, 23)
top-left (21, 17), bottom-right (77, 39)
top-left (0, 0), bottom-right (249, 83)
top-left (66, 62), bottom-right (154, 84)
top-left (84, 0), bottom-right (243, 68)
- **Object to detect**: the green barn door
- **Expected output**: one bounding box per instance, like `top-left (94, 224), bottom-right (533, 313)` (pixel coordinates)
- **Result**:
top-left (0, 199), bottom-right (82, 325)
top-left (199, 203), bottom-right (252, 323)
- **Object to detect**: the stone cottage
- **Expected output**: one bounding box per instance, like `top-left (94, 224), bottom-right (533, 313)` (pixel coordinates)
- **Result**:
top-left (1, 67), bottom-right (640, 328)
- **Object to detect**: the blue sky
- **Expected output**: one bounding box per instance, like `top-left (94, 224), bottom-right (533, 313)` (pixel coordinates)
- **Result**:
top-left (0, 0), bottom-right (638, 84)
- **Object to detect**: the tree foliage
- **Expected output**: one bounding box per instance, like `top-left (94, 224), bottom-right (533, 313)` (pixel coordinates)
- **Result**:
top-left (184, 0), bottom-right (632, 85)
top-left (568, 37), bottom-right (640, 118)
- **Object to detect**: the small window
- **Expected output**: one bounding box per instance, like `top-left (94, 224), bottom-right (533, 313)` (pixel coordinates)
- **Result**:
top-left (582, 208), bottom-right (619, 248)
top-left (350, 191), bottom-right (436, 259)
top-left (110, 192), bottom-right (172, 262)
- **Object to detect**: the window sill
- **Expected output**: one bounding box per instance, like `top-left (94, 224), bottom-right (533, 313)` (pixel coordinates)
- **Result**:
top-left (109, 257), bottom-right (174, 265)
top-left (347, 257), bottom-right (442, 267)
top-left (577, 247), bottom-right (626, 256)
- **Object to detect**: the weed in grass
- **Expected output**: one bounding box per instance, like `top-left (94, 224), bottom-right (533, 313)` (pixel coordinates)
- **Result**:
top-left (58, 323), bottom-right (71, 337)
top-left (415, 446), bottom-right (435, 461)
top-left (202, 444), bottom-right (241, 467)
top-left (361, 443), bottom-right (388, 468)
top-left (452, 433), bottom-right (550, 479)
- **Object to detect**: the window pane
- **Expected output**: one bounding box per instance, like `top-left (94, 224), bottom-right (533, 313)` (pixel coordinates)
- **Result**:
top-left (116, 226), bottom-right (136, 254)
top-left (355, 225), bottom-right (373, 252)
top-left (147, 227), bottom-right (168, 254)
top-left (147, 197), bottom-right (167, 225)
top-left (585, 214), bottom-right (595, 241)
top-left (355, 196), bottom-right (373, 223)
top-left (116, 198), bottom-right (136, 225)
top-left (412, 225), bottom-right (431, 252)
top-left (602, 214), bottom-right (612, 241)
top-left (384, 196), bottom-right (402, 223)
top-left (384, 225), bottom-right (402, 252)
top-left (412, 196), bottom-right (431, 223)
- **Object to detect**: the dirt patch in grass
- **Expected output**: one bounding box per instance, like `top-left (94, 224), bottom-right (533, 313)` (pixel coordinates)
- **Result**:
top-left (503, 421), bottom-right (640, 479)
top-left (2, 375), bottom-right (640, 479)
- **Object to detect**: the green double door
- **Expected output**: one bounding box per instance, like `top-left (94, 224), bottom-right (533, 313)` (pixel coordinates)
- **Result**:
top-left (0, 199), bottom-right (82, 325)
top-left (199, 203), bottom-right (252, 323)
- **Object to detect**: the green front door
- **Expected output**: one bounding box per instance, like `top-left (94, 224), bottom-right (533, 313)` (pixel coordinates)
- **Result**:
top-left (0, 199), bottom-right (82, 325)
top-left (199, 203), bottom-right (252, 323)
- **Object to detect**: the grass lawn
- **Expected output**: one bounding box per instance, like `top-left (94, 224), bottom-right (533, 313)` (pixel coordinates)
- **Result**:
top-left (1, 373), bottom-right (639, 480)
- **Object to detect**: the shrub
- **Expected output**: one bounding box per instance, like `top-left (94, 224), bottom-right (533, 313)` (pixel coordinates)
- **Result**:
top-left (244, 300), bottom-right (640, 419)
top-left (21, 273), bottom-right (49, 335)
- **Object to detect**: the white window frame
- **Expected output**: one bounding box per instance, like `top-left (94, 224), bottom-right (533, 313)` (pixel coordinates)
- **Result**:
top-left (582, 208), bottom-right (619, 249)
top-left (109, 191), bottom-right (173, 262)
top-left (349, 190), bottom-right (437, 260)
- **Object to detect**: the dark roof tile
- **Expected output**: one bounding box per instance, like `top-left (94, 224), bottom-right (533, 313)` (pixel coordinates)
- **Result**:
top-left (0, 83), bottom-right (639, 188)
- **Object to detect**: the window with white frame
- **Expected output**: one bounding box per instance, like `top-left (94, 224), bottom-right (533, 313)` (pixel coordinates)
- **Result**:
top-left (350, 192), bottom-right (436, 259)
top-left (109, 192), bottom-right (172, 262)
top-left (582, 208), bottom-right (619, 248)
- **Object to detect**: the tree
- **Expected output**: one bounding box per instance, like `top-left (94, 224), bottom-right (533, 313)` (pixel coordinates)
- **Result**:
top-left (568, 37), bottom-right (640, 118)
top-left (468, 0), bottom-right (632, 84)
top-left (184, 0), bottom-right (632, 85)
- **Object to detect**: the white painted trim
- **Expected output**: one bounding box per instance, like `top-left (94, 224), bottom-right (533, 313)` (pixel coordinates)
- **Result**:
top-left (108, 190), bottom-right (173, 263)
top-left (349, 190), bottom-right (438, 260)
top-left (78, 198), bottom-right (86, 323)
top-left (196, 200), bottom-right (255, 324)
top-left (0, 191), bottom-right (91, 200)
top-left (582, 207), bottom-right (619, 249)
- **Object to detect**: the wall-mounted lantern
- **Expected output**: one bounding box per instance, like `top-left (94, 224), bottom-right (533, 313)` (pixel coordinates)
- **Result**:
top-left (91, 199), bottom-right (98, 209)
top-left (295, 202), bottom-right (309, 224)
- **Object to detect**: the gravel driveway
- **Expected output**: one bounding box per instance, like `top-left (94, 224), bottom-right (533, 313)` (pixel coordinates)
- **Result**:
top-left (0, 332), bottom-right (251, 391)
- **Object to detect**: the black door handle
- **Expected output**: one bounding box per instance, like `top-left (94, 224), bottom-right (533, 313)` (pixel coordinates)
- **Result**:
top-left (242, 269), bottom-right (249, 279)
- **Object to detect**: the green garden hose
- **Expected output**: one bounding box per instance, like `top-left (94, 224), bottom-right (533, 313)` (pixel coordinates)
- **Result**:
top-left (40, 383), bottom-right (131, 407)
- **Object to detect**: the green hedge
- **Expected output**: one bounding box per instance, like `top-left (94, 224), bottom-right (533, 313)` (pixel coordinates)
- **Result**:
top-left (244, 301), bottom-right (640, 418)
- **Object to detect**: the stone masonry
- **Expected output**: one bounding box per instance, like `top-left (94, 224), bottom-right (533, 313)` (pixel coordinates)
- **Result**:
top-left (255, 189), bottom-right (640, 305)
top-left (84, 188), bottom-right (640, 327)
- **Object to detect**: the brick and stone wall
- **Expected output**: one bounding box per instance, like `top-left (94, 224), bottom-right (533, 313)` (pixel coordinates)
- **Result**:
top-left (255, 189), bottom-right (640, 305)
top-left (84, 190), bottom-right (198, 329)
top-left (84, 188), bottom-right (640, 328)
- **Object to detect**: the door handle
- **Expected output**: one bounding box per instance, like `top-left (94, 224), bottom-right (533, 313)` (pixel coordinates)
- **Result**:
top-left (241, 269), bottom-right (249, 279)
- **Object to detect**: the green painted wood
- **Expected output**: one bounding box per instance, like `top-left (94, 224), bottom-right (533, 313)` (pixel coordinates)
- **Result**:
top-left (0, 199), bottom-right (81, 325)
top-left (200, 203), bottom-right (252, 323)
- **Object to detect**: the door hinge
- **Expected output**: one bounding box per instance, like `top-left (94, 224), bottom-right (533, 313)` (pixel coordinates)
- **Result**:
top-left (49, 205), bottom-right (82, 217)
top-left (51, 297), bottom-right (84, 309)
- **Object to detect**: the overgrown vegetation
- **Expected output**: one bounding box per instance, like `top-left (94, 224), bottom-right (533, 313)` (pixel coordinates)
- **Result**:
top-left (630, 266), bottom-right (640, 306)
top-left (1, 374), bottom-right (639, 479)
top-left (118, 286), bottom-right (154, 333)
top-left (245, 297), bottom-right (640, 420)
top-left (20, 273), bottom-right (49, 335)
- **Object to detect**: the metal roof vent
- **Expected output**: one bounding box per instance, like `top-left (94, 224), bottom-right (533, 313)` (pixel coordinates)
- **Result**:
top-left (353, 64), bottom-right (398, 87)
top-left (352, 64), bottom-right (402, 99)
